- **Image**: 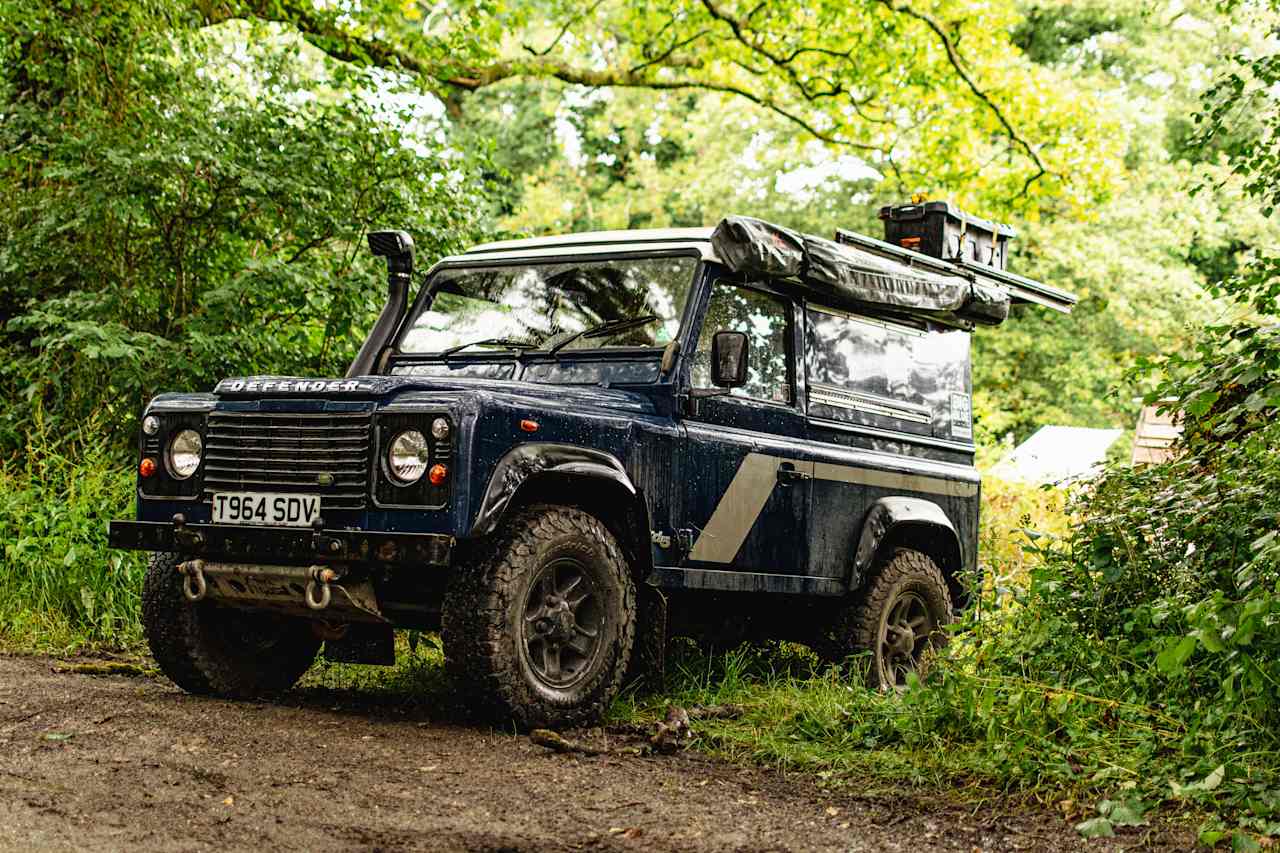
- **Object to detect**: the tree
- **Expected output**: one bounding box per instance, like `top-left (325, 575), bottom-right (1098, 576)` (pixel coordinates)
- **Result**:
top-left (0, 2), bottom-right (492, 450)
top-left (195, 0), bottom-right (1125, 212)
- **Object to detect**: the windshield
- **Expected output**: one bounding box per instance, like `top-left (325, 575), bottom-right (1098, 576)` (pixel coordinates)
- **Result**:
top-left (398, 256), bottom-right (699, 355)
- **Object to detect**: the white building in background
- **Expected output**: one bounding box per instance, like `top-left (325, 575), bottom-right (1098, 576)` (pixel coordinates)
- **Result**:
top-left (990, 425), bottom-right (1124, 485)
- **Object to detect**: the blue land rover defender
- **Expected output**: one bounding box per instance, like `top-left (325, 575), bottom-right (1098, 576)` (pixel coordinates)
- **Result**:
top-left (110, 204), bottom-right (1074, 727)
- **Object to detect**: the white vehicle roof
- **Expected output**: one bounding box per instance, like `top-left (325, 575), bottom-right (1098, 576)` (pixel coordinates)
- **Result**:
top-left (439, 227), bottom-right (720, 265)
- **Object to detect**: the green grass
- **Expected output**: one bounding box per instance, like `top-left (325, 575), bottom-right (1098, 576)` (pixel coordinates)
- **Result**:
top-left (0, 422), bottom-right (145, 652)
top-left (614, 640), bottom-right (1153, 799)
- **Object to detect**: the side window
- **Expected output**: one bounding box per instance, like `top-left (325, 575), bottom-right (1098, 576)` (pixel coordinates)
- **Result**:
top-left (692, 283), bottom-right (793, 404)
top-left (805, 305), bottom-right (972, 439)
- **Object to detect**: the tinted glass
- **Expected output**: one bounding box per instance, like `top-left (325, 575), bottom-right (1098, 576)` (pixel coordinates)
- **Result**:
top-left (398, 256), bottom-right (697, 354)
top-left (692, 283), bottom-right (792, 404)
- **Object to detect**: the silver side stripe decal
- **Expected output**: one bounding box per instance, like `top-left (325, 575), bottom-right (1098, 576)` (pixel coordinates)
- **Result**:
top-left (687, 455), bottom-right (799, 563)
top-left (811, 462), bottom-right (978, 498)
top-left (688, 453), bottom-right (977, 564)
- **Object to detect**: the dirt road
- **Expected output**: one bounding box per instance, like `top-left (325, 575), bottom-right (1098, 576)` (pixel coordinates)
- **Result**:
top-left (0, 655), bottom-right (1182, 852)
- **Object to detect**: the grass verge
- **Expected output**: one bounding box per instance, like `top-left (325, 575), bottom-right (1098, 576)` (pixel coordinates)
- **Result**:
top-left (0, 422), bottom-right (144, 653)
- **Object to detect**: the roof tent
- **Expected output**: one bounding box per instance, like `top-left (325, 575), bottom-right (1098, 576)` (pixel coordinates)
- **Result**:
top-left (710, 215), bottom-right (1076, 327)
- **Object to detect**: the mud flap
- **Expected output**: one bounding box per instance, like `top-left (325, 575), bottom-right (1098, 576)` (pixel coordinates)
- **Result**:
top-left (323, 624), bottom-right (396, 666)
top-left (624, 585), bottom-right (668, 687)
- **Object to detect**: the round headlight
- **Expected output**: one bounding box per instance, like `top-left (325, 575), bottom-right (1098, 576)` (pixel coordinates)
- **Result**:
top-left (166, 429), bottom-right (203, 480)
top-left (431, 417), bottom-right (450, 440)
top-left (387, 429), bottom-right (428, 484)
top-left (142, 415), bottom-right (160, 436)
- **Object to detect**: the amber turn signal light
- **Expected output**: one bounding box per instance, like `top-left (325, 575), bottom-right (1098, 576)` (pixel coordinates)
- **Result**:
top-left (139, 457), bottom-right (157, 478)
top-left (520, 419), bottom-right (539, 433)
top-left (428, 464), bottom-right (448, 486)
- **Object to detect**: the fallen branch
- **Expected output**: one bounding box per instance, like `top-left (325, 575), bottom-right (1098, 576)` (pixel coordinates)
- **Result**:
top-left (51, 661), bottom-right (157, 678)
top-left (530, 728), bottom-right (604, 756)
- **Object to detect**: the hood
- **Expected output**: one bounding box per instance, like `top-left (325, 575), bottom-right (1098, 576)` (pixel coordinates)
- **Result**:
top-left (211, 374), bottom-right (662, 416)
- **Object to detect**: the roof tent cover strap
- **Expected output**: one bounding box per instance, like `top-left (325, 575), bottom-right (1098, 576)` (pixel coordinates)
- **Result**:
top-left (711, 216), bottom-right (1010, 326)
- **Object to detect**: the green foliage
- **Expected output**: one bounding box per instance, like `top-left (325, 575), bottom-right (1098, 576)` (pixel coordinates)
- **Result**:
top-left (0, 5), bottom-right (492, 452)
top-left (0, 415), bottom-right (144, 650)
top-left (975, 476), bottom-right (1067, 581)
top-left (1011, 1), bottom-right (1148, 67)
top-left (240, 0), bottom-right (1124, 213)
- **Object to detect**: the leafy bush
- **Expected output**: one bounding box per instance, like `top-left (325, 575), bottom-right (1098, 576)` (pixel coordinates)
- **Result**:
top-left (0, 413), bottom-right (145, 650)
top-left (977, 476), bottom-right (1067, 583)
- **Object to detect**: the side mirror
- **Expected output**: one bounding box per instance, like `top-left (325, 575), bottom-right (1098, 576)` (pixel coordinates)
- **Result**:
top-left (711, 330), bottom-right (749, 388)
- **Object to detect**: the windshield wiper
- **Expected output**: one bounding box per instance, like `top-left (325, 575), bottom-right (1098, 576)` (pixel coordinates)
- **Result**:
top-left (547, 314), bottom-right (660, 356)
top-left (439, 338), bottom-right (540, 357)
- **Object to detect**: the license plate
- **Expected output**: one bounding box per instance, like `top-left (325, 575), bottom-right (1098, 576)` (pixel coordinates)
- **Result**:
top-left (212, 492), bottom-right (321, 527)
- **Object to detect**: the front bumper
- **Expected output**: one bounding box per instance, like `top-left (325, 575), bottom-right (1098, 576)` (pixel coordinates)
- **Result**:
top-left (108, 520), bottom-right (453, 567)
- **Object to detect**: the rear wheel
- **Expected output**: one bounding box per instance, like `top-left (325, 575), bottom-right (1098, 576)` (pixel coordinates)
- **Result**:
top-left (816, 548), bottom-right (952, 688)
top-left (142, 552), bottom-right (321, 697)
top-left (442, 505), bottom-right (636, 728)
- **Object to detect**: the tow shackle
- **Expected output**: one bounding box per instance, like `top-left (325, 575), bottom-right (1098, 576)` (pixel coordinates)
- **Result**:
top-left (176, 559), bottom-right (207, 603)
top-left (305, 566), bottom-right (339, 611)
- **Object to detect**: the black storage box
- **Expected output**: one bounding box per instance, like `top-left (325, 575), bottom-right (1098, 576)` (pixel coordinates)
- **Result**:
top-left (878, 201), bottom-right (1015, 270)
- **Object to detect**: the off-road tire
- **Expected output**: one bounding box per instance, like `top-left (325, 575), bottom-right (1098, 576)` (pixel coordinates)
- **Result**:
top-left (815, 548), bottom-right (952, 688)
top-left (442, 505), bottom-right (636, 728)
top-left (142, 551), bottom-right (321, 697)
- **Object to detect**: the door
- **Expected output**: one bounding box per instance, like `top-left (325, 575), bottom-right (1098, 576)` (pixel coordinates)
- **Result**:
top-left (677, 280), bottom-right (811, 577)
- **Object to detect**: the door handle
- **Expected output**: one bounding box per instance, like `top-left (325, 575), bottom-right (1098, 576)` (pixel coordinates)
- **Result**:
top-left (776, 462), bottom-right (812, 485)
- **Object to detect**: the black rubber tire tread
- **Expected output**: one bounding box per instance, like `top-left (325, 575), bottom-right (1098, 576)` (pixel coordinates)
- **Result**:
top-left (442, 504), bottom-right (636, 729)
top-left (816, 548), bottom-right (952, 688)
top-left (142, 552), bottom-right (214, 695)
top-left (141, 551), bottom-right (321, 698)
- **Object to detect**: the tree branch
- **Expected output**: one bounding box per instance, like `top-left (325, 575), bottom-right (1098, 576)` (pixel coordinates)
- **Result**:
top-left (628, 29), bottom-right (712, 75)
top-left (875, 0), bottom-right (1049, 193)
top-left (523, 0), bottom-right (608, 57)
top-left (198, 0), bottom-right (886, 152)
top-left (202, 0), bottom-right (1057, 177)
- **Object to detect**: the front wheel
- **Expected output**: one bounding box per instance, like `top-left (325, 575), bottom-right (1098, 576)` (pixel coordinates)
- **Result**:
top-left (141, 552), bottom-right (321, 697)
top-left (815, 548), bottom-right (952, 688)
top-left (442, 505), bottom-right (636, 728)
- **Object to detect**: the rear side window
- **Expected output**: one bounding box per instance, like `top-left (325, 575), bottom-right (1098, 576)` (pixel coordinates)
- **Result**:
top-left (805, 306), bottom-right (972, 440)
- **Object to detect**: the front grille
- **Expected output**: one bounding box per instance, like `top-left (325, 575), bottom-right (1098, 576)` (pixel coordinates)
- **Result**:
top-left (203, 410), bottom-right (372, 510)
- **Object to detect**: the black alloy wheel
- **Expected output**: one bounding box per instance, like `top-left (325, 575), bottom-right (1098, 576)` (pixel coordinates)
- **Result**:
top-left (813, 547), bottom-right (953, 689)
top-left (521, 557), bottom-right (604, 690)
top-left (877, 588), bottom-right (940, 687)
